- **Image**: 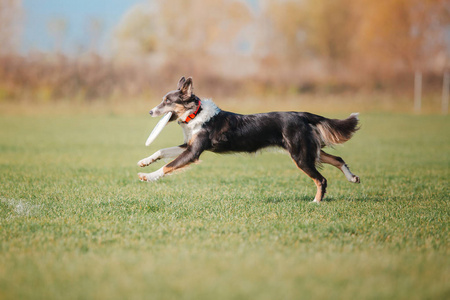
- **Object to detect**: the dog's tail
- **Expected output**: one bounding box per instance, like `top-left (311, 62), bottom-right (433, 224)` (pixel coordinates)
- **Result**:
top-left (309, 113), bottom-right (360, 147)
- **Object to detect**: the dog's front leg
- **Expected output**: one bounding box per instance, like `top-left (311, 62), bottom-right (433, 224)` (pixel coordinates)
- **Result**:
top-left (138, 149), bottom-right (202, 182)
top-left (138, 137), bottom-right (207, 182)
top-left (137, 146), bottom-right (186, 167)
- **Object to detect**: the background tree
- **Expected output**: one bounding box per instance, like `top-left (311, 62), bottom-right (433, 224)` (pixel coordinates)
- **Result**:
top-left (354, 0), bottom-right (450, 78)
top-left (300, 0), bottom-right (356, 68)
top-left (0, 0), bottom-right (22, 54)
top-left (113, 0), bottom-right (253, 78)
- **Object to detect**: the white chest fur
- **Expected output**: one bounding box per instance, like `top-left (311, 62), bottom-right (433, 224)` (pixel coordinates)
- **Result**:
top-left (179, 99), bottom-right (220, 143)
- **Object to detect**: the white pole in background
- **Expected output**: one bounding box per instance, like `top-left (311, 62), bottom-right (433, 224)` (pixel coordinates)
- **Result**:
top-left (442, 72), bottom-right (449, 115)
top-left (414, 70), bottom-right (422, 113)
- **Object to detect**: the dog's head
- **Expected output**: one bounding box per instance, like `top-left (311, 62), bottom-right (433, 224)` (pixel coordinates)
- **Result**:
top-left (149, 76), bottom-right (199, 122)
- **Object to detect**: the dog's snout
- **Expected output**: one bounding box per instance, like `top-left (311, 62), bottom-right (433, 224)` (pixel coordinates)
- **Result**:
top-left (149, 110), bottom-right (153, 116)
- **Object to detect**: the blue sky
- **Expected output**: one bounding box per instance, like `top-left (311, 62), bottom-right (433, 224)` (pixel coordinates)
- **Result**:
top-left (21, 0), bottom-right (260, 55)
top-left (22, 0), bottom-right (143, 54)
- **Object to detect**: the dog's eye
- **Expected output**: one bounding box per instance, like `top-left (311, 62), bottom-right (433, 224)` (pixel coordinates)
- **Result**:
top-left (164, 98), bottom-right (170, 103)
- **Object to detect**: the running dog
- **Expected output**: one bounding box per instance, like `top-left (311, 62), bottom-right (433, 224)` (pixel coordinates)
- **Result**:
top-left (138, 77), bottom-right (360, 203)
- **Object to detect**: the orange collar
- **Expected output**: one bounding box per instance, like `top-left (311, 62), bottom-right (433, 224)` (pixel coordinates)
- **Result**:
top-left (183, 100), bottom-right (202, 123)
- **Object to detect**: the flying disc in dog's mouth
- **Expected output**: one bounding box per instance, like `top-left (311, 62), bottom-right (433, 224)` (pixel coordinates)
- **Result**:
top-left (145, 112), bottom-right (172, 146)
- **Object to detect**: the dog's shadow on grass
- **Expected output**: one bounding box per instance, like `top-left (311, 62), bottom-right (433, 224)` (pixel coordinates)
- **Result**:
top-left (264, 194), bottom-right (388, 204)
top-left (264, 194), bottom-right (330, 204)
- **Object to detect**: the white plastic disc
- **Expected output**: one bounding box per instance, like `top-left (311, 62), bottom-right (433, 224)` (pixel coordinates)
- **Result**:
top-left (145, 112), bottom-right (172, 146)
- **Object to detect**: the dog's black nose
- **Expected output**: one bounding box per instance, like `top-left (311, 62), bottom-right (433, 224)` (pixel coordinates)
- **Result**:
top-left (149, 110), bottom-right (153, 116)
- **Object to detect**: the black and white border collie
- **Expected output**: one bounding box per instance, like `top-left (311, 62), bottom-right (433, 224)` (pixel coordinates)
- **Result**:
top-left (138, 77), bottom-right (360, 203)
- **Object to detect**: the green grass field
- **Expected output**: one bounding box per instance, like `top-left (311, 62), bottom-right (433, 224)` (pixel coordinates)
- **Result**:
top-left (0, 105), bottom-right (449, 299)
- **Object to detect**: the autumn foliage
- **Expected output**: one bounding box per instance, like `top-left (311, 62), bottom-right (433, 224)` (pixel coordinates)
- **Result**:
top-left (0, 0), bottom-right (448, 101)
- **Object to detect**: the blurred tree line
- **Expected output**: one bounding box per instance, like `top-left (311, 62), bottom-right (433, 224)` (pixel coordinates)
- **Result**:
top-left (0, 0), bottom-right (449, 101)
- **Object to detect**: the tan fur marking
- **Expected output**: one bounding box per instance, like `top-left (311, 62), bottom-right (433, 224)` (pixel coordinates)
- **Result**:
top-left (320, 151), bottom-right (344, 168)
top-left (313, 178), bottom-right (324, 202)
top-left (163, 162), bottom-right (196, 175)
top-left (317, 123), bottom-right (349, 146)
top-left (163, 165), bottom-right (175, 174)
top-left (174, 104), bottom-right (187, 116)
top-left (291, 158), bottom-right (325, 202)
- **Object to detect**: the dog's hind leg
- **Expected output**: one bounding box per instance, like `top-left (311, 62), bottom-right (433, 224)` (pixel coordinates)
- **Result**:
top-left (285, 130), bottom-right (327, 203)
top-left (320, 150), bottom-right (360, 183)
top-left (289, 150), bottom-right (327, 203)
top-left (296, 160), bottom-right (327, 203)
top-left (137, 146), bottom-right (185, 167)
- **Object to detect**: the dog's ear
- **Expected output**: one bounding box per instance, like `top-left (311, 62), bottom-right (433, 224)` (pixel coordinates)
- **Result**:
top-left (177, 76), bottom-right (186, 90)
top-left (180, 77), bottom-right (193, 99)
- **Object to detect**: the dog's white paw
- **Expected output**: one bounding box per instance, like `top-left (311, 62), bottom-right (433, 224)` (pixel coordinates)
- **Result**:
top-left (138, 168), bottom-right (164, 182)
top-left (138, 172), bottom-right (158, 182)
top-left (137, 157), bottom-right (157, 167)
top-left (138, 172), bottom-right (147, 181)
top-left (351, 175), bottom-right (360, 183)
top-left (137, 159), bottom-right (149, 167)
top-left (138, 172), bottom-right (155, 182)
top-left (311, 198), bottom-right (321, 204)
